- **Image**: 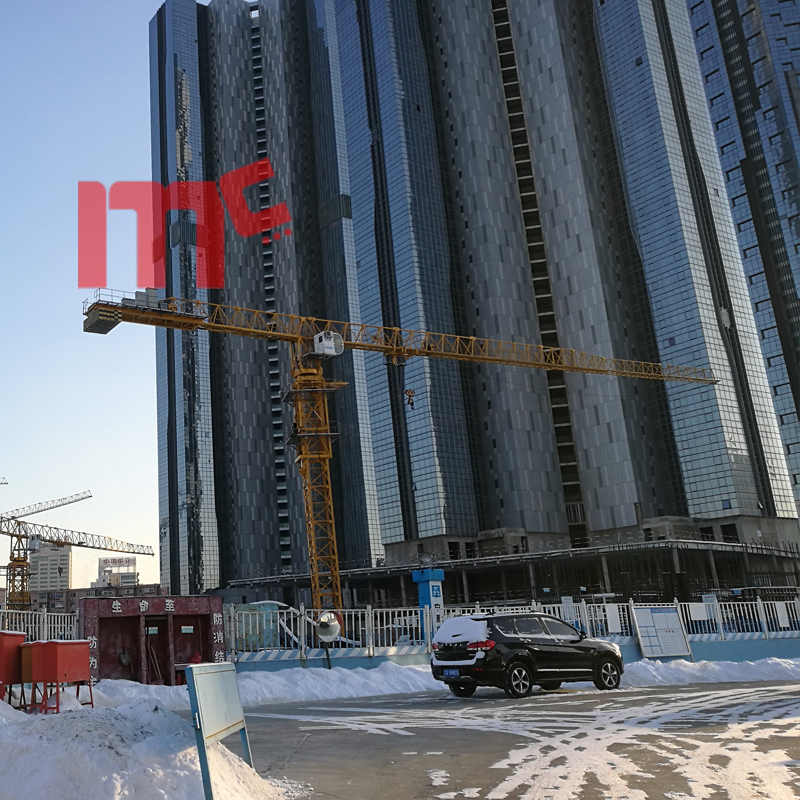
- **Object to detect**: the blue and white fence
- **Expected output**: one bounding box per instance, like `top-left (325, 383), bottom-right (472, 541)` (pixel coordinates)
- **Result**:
top-left (225, 597), bottom-right (800, 664)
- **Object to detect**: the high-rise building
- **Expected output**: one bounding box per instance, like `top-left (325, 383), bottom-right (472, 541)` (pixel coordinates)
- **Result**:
top-left (150, 0), bottom-right (220, 595)
top-left (28, 542), bottom-right (72, 594)
top-left (685, 0), bottom-right (800, 510)
top-left (149, 0), bottom-right (799, 599)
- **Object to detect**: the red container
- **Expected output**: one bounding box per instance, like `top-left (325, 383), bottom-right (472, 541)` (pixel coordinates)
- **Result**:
top-left (0, 632), bottom-right (26, 686)
top-left (20, 641), bottom-right (91, 685)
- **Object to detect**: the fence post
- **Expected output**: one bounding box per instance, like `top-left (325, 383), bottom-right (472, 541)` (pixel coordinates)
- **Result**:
top-left (423, 606), bottom-right (432, 654)
top-left (579, 600), bottom-right (589, 634)
top-left (226, 606), bottom-right (237, 657)
top-left (756, 597), bottom-right (770, 639)
top-left (299, 604), bottom-right (307, 659)
top-left (366, 605), bottom-right (374, 657)
top-left (40, 607), bottom-right (49, 642)
top-left (713, 595), bottom-right (725, 641)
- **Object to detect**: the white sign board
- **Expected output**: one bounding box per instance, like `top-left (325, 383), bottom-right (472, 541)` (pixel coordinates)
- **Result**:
top-left (605, 604), bottom-right (622, 634)
top-left (186, 663), bottom-right (252, 800)
top-left (688, 603), bottom-right (708, 621)
top-left (632, 606), bottom-right (690, 658)
top-left (776, 602), bottom-right (790, 629)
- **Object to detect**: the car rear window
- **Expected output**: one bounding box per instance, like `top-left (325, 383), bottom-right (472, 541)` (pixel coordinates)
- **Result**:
top-left (515, 617), bottom-right (545, 635)
top-left (543, 618), bottom-right (578, 637)
top-left (433, 616), bottom-right (489, 644)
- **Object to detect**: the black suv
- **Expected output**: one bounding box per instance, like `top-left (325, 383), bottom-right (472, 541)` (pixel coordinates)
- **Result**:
top-left (430, 613), bottom-right (624, 698)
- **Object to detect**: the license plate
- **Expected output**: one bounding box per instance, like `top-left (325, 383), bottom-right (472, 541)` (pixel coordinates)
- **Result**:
top-left (443, 668), bottom-right (460, 678)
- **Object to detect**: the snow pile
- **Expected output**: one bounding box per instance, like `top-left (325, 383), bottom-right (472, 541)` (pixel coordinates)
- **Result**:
top-left (0, 697), bottom-right (26, 724)
top-left (91, 679), bottom-right (192, 711)
top-left (94, 661), bottom-right (440, 710)
top-left (622, 655), bottom-right (800, 687)
top-left (0, 703), bottom-right (284, 800)
top-left (236, 660), bottom-right (440, 705)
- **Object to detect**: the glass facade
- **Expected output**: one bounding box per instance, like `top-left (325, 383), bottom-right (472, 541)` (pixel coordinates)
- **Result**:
top-left (150, 0), bottom-right (799, 597)
top-left (594, 0), bottom-right (795, 522)
top-left (151, 0), bottom-right (219, 594)
top-left (686, 0), bottom-right (800, 507)
top-left (304, 0), bottom-right (481, 546)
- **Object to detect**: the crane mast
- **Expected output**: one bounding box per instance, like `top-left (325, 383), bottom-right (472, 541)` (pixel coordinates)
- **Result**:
top-left (84, 291), bottom-right (716, 609)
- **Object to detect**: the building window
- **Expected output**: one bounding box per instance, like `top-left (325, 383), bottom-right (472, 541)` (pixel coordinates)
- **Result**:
top-left (721, 524), bottom-right (739, 543)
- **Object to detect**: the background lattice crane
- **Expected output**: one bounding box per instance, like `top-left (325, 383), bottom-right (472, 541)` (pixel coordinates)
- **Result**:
top-left (1, 490), bottom-right (155, 610)
top-left (84, 290), bottom-right (716, 609)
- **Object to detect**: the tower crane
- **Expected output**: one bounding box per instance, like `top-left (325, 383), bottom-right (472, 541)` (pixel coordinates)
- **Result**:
top-left (1, 490), bottom-right (93, 522)
top-left (84, 290), bottom-right (716, 609)
top-left (0, 489), bottom-right (154, 611)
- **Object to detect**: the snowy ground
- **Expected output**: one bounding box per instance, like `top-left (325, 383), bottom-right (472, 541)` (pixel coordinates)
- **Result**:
top-left (0, 658), bottom-right (798, 800)
top-left (242, 681), bottom-right (800, 800)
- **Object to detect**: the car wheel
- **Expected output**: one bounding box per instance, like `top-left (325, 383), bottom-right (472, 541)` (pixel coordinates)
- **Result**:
top-left (448, 683), bottom-right (476, 698)
top-left (505, 661), bottom-right (534, 698)
top-left (593, 657), bottom-right (621, 691)
top-left (538, 680), bottom-right (562, 691)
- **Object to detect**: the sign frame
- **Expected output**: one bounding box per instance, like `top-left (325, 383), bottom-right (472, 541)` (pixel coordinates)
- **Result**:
top-left (186, 662), bottom-right (253, 800)
top-left (631, 604), bottom-right (692, 659)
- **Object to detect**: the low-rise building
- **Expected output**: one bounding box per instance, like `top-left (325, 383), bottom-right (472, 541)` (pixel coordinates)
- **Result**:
top-left (30, 583), bottom-right (162, 614)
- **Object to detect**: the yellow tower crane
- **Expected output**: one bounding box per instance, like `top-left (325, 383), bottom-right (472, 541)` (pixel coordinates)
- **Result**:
top-left (1, 491), bottom-right (155, 610)
top-left (83, 291), bottom-right (716, 609)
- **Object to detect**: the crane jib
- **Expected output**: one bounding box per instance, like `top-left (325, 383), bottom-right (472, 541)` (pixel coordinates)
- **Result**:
top-left (81, 290), bottom-right (717, 609)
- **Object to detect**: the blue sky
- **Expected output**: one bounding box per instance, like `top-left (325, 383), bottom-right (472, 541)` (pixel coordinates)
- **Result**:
top-left (0, 2), bottom-right (201, 586)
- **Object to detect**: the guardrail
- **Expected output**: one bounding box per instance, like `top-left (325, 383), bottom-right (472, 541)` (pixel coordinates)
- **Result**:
top-left (225, 606), bottom-right (429, 658)
top-left (0, 609), bottom-right (78, 642)
top-left (678, 597), bottom-right (800, 640)
top-left (227, 597), bottom-right (800, 658)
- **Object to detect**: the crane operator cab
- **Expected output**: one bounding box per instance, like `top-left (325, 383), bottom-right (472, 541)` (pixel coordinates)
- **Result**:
top-left (314, 331), bottom-right (345, 358)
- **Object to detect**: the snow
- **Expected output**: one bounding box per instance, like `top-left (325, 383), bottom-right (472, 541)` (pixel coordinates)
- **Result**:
top-left (620, 655), bottom-right (800, 687)
top-left (92, 661), bottom-right (441, 711)
top-left (0, 702), bottom-right (285, 800)
top-left (432, 617), bottom-right (488, 644)
top-left (84, 656), bottom-right (800, 714)
top-left (0, 655), bottom-right (796, 799)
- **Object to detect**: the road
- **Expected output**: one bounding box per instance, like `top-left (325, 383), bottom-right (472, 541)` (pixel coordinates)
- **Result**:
top-left (224, 680), bottom-right (800, 800)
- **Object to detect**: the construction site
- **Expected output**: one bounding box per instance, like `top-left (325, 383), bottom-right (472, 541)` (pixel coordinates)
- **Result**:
top-left (80, 291), bottom-right (800, 609)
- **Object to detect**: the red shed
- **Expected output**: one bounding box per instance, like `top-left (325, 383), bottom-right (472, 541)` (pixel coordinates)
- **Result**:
top-left (79, 596), bottom-right (225, 686)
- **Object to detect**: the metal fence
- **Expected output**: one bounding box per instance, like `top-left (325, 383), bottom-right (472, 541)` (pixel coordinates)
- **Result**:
top-left (678, 598), bottom-right (800, 640)
top-left (227, 597), bottom-right (800, 657)
top-left (0, 609), bottom-right (78, 642)
top-left (225, 606), bottom-right (428, 657)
